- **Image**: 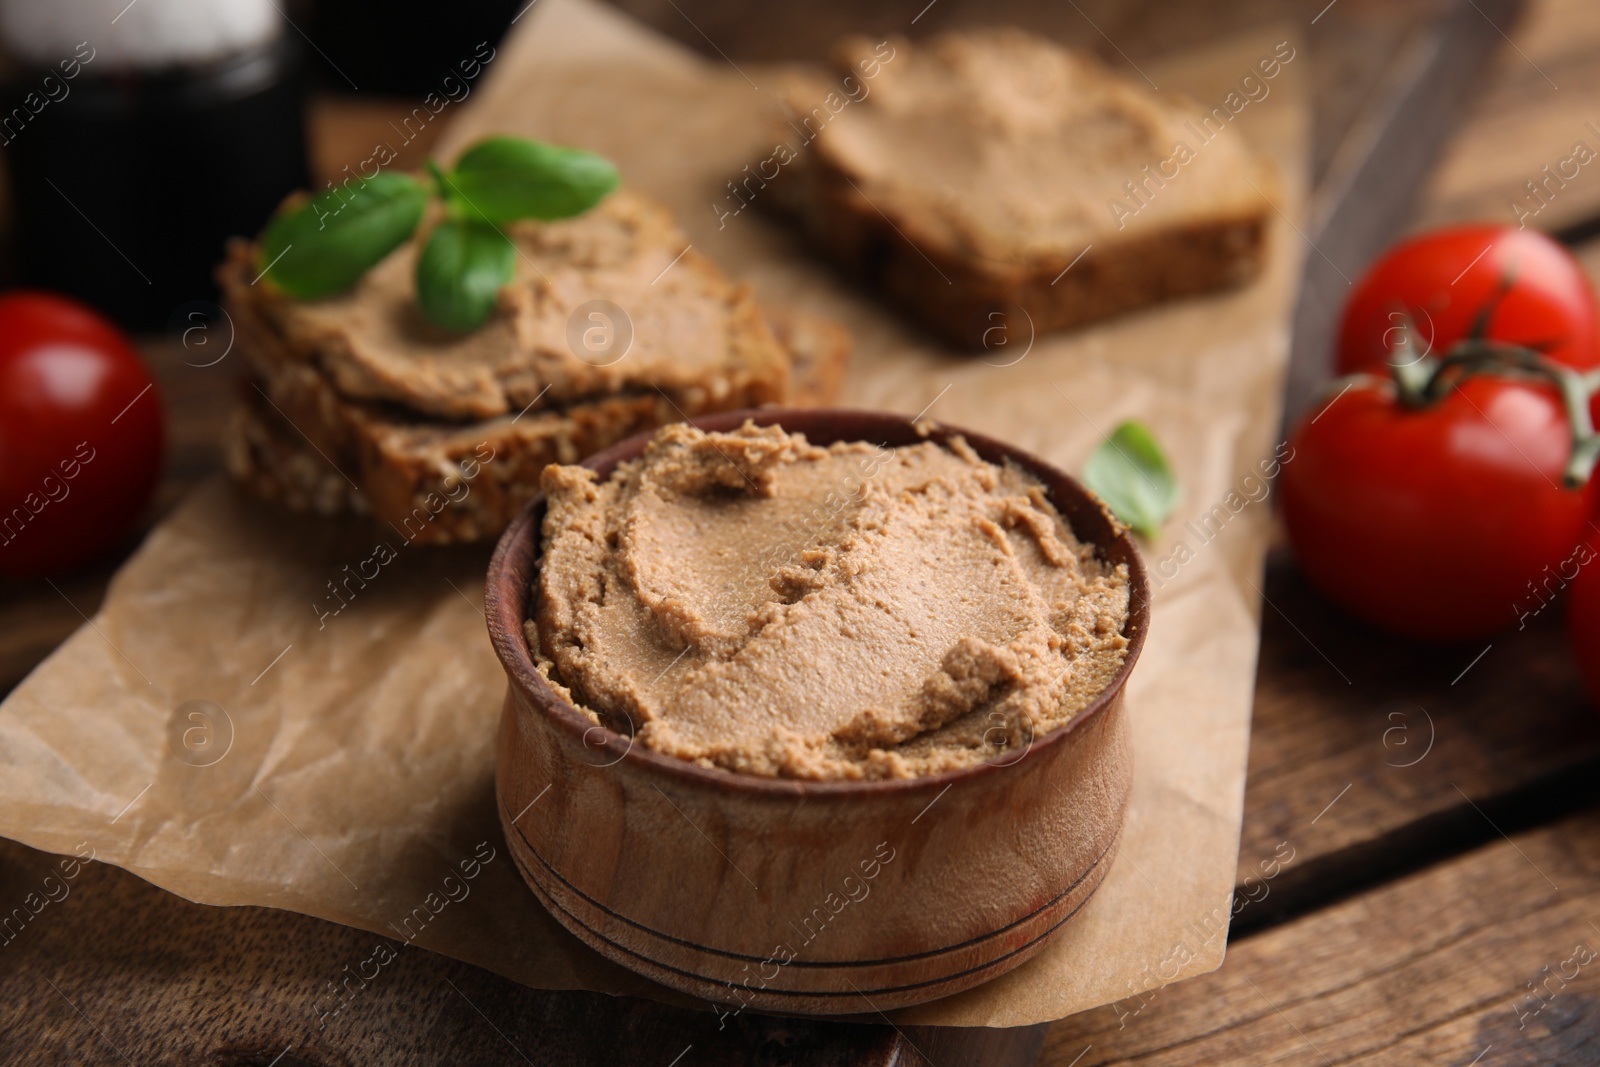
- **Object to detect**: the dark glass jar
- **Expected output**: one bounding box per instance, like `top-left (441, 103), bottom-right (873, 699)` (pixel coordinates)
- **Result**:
top-left (1, 31), bottom-right (308, 329)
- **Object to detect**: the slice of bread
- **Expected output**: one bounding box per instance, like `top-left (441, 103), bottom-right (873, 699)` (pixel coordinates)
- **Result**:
top-left (769, 29), bottom-right (1274, 348)
top-left (222, 272), bottom-right (852, 545)
top-left (221, 184), bottom-right (851, 543)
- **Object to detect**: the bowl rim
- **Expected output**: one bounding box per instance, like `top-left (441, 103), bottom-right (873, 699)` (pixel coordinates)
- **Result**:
top-left (484, 406), bottom-right (1151, 798)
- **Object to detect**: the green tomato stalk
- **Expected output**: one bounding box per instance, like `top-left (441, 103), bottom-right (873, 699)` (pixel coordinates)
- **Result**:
top-left (1373, 314), bottom-right (1600, 489)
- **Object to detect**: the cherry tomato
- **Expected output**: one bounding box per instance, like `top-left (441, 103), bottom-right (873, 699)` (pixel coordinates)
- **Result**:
top-left (0, 291), bottom-right (164, 575)
top-left (1336, 225), bottom-right (1600, 375)
top-left (1280, 376), bottom-right (1597, 641)
top-left (1568, 536), bottom-right (1600, 705)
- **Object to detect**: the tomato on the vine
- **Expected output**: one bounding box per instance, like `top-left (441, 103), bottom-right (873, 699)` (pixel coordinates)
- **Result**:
top-left (0, 291), bottom-right (165, 576)
top-left (1281, 374), bottom-right (1598, 642)
top-left (1336, 224), bottom-right (1600, 376)
top-left (1285, 223), bottom-right (1600, 642)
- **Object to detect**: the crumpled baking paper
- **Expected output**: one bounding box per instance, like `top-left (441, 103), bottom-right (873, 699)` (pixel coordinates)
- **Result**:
top-left (0, 0), bottom-right (1306, 1026)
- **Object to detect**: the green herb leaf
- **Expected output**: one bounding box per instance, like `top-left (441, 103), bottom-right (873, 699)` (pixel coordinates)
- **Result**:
top-left (1082, 421), bottom-right (1179, 538)
top-left (442, 136), bottom-right (620, 223)
top-left (258, 173), bottom-right (429, 299)
top-left (415, 219), bottom-right (516, 332)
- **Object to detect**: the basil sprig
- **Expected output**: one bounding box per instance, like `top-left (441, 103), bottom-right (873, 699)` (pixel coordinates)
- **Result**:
top-left (1082, 420), bottom-right (1178, 538)
top-left (257, 136), bottom-right (620, 332)
top-left (257, 173), bottom-right (428, 300)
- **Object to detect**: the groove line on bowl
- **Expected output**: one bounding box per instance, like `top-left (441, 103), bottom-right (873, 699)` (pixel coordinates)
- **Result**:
top-left (500, 791), bottom-right (1120, 969)
top-left (505, 835), bottom-right (1114, 1001)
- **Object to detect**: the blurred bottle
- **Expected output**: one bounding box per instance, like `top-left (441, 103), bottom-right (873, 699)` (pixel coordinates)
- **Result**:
top-left (0, 0), bottom-right (309, 329)
top-left (311, 0), bottom-right (521, 95)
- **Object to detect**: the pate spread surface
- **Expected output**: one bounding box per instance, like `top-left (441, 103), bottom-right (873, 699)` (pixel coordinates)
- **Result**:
top-left (261, 190), bottom-right (786, 422)
top-left (804, 28), bottom-right (1269, 268)
top-left (528, 422), bottom-right (1130, 780)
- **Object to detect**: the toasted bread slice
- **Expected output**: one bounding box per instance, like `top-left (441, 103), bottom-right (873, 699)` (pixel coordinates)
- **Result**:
top-left (220, 179), bottom-right (854, 543)
top-left (223, 291), bottom-right (852, 544)
top-left (769, 29), bottom-right (1274, 347)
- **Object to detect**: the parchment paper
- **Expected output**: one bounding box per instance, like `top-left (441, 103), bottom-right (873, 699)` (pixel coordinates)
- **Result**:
top-left (0, 0), bottom-right (1307, 1028)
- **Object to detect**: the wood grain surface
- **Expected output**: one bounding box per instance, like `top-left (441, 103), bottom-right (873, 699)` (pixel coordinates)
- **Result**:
top-left (1233, 551), bottom-right (1600, 925)
top-left (1043, 810), bottom-right (1600, 1065)
top-left (5, 0), bottom-right (1599, 1063)
top-left (0, 836), bottom-right (904, 1066)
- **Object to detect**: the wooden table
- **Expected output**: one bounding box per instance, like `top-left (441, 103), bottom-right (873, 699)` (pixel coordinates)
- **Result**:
top-left (7, 0), bottom-right (1600, 1063)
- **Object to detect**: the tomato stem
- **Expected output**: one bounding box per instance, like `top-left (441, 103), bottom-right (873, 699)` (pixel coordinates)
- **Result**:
top-left (1323, 314), bottom-right (1600, 489)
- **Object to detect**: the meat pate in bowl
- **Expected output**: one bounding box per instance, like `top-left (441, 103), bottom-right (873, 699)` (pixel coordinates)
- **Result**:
top-left (485, 407), bottom-right (1149, 1014)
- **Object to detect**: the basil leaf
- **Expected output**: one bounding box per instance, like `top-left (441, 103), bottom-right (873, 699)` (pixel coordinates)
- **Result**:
top-left (258, 173), bottom-right (428, 299)
top-left (415, 219), bottom-right (516, 332)
top-left (1082, 421), bottom-right (1178, 538)
top-left (443, 136), bottom-right (619, 222)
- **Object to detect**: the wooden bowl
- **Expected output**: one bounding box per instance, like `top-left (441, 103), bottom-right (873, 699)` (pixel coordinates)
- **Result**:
top-left (485, 408), bottom-right (1150, 1015)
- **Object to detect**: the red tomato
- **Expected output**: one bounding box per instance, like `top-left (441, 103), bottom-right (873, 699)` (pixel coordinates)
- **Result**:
top-left (1280, 376), bottom-right (1597, 641)
top-left (1335, 225), bottom-right (1600, 375)
top-left (0, 291), bottom-right (164, 575)
top-left (1568, 536), bottom-right (1600, 704)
